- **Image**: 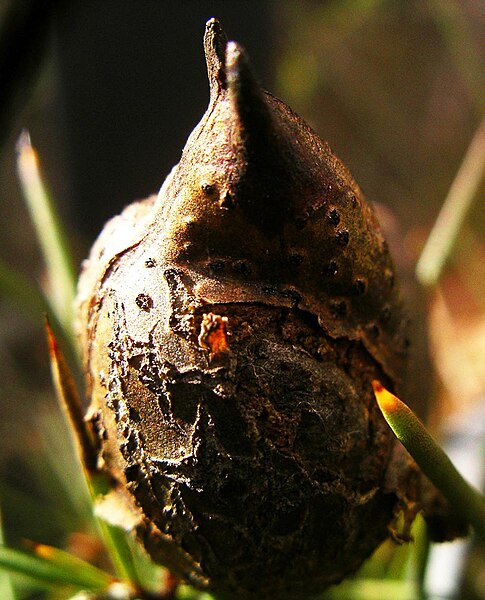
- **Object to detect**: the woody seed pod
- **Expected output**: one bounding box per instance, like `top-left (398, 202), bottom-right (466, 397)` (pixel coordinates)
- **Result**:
top-left (77, 19), bottom-right (418, 600)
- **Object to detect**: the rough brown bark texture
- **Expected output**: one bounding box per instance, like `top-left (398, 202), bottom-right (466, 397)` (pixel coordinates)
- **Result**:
top-left (77, 19), bottom-right (419, 600)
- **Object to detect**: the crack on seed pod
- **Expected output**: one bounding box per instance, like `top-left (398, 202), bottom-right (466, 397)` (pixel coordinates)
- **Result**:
top-left (327, 207), bottom-right (340, 225)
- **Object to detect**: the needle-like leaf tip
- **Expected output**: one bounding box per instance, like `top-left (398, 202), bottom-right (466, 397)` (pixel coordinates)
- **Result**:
top-left (45, 316), bottom-right (58, 355)
top-left (372, 380), bottom-right (399, 414)
top-left (45, 316), bottom-right (98, 473)
top-left (372, 380), bottom-right (485, 540)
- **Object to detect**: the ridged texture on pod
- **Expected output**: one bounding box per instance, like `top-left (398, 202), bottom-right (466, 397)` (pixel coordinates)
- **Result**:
top-left (77, 19), bottom-right (417, 600)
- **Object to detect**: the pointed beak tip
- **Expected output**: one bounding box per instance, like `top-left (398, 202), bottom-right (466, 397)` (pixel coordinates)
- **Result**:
top-left (205, 17), bottom-right (221, 35)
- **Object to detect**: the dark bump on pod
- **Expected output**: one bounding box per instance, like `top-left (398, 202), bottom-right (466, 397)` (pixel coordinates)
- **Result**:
top-left (220, 190), bottom-right (236, 209)
top-left (232, 260), bottom-right (252, 276)
top-left (144, 258), bottom-right (156, 268)
top-left (327, 207), bottom-right (340, 225)
top-left (294, 215), bottom-right (307, 230)
top-left (201, 181), bottom-right (217, 195)
top-left (329, 299), bottom-right (348, 317)
top-left (365, 323), bottom-right (380, 339)
top-left (136, 293), bottom-right (154, 312)
top-left (336, 229), bottom-right (350, 246)
top-left (352, 277), bottom-right (367, 295)
top-left (288, 252), bottom-right (305, 266)
top-left (325, 260), bottom-right (339, 277)
top-left (208, 260), bottom-right (225, 273)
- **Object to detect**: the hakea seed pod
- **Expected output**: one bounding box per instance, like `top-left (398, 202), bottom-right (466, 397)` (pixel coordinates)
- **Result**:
top-left (77, 19), bottom-right (424, 600)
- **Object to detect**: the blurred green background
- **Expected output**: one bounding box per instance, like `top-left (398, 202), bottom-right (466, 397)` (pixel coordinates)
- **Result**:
top-left (0, 1), bottom-right (484, 598)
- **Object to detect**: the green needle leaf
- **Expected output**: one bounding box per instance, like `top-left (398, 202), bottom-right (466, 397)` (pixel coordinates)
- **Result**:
top-left (416, 116), bottom-right (485, 288)
top-left (0, 545), bottom-right (113, 591)
top-left (0, 257), bottom-right (50, 323)
top-left (0, 511), bottom-right (15, 600)
top-left (323, 578), bottom-right (416, 600)
top-left (16, 131), bottom-right (77, 340)
top-left (372, 381), bottom-right (485, 540)
top-left (176, 585), bottom-right (216, 600)
top-left (31, 543), bottom-right (114, 590)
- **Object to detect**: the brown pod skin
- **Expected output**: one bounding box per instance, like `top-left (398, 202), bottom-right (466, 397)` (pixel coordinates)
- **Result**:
top-left (77, 20), bottom-right (415, 600)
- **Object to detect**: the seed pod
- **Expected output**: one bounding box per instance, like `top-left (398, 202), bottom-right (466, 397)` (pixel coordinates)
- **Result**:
top-left (77, 19), bottom-right (418, 600)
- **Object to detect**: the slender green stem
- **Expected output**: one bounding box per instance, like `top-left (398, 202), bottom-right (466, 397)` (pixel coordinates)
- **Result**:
top-left (410, 515), bottom-right (430, 600)
top-left (87, 469), bottom-right (144, 589)
top-left (16, 131), bottom-right (77, 340)
top-left (93, 510), bottom-right (143, 590)
top-left (373, 382), bottom-right (485, 540)
top-left (416, 116), bottom-right (485, 287)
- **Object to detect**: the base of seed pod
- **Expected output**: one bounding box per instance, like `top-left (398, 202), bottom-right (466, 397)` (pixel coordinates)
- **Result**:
top-left (87, 297), bottom-right (402, 600)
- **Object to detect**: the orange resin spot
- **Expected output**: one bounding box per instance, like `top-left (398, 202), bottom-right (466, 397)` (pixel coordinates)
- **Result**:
top-left (198, 313), bottom-right (230, 357)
